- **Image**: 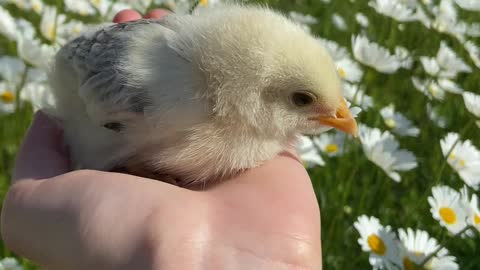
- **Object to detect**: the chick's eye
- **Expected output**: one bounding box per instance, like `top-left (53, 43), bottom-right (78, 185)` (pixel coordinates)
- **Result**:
top-left (103, 122), bottom-right (125, 132)
top-left (292, 91), bottom-right (316, 107)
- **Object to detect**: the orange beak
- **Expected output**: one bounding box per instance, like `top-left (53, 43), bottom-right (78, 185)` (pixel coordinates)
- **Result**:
top-left (314, 99), bottom-right (358, 136)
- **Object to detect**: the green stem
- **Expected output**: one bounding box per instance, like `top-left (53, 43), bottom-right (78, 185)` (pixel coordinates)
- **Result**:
top-left (189, 0), bottom-right (200, 14)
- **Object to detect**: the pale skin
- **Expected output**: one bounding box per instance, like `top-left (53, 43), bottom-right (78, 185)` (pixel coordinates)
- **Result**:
top-left (0, 10), bottom-right (322, 270)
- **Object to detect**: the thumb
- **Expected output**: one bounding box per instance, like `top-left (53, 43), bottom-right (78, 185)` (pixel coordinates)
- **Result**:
top-left (13, 111), bottom-right (70, 182)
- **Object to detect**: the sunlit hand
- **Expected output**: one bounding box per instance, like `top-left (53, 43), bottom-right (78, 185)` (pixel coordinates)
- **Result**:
top-left (1, 10), bottom-right (321, 270)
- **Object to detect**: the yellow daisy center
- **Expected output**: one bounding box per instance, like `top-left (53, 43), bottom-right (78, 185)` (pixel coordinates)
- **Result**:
top-left (367, 234), bottom-right (386, 255)
top-left (439, 207), bottom-right (457, 224)
top-left (474, 214), bottom-right (480, 225)
top-left (1, 90), bottom-right (15, 103)
top-left (385, 118), bottom-right (397, 128)
top-left (337, 67), bottom-right (346, 78)
top-left (199, 0), bottom-right (208, 6)
top-left (325, 144), bottom-right (339, 154)
top-left (403, 257), bottom-right (417, 270)
top-left (448, 154), bottom-right (466, 168)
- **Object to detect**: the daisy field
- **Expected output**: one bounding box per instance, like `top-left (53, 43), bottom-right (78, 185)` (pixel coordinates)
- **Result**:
top-left (0, 0), bottom-right (479, 269)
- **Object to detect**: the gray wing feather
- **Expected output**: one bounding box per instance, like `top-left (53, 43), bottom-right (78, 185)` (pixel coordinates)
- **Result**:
top-left (53, 19), bottom-right (169, 123)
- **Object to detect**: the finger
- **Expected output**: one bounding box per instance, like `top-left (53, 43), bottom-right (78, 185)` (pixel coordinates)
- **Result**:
top-left (143, 9), bottom-right (170, 19)
top-left (113, 9), bottom-right (142, 23)
top-left (13, 111), bottom-right (70, 182)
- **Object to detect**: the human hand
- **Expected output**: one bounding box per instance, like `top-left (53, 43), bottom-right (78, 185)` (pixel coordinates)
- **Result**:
top-left (1, 10), bottom-right (322, 270)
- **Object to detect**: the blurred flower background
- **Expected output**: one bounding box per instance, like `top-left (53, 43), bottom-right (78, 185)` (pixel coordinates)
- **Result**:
top-left (0, 0), bottom-right (479, 269)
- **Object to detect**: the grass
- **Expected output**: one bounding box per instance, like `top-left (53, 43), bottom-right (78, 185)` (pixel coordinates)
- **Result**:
top-left (1, 0), bottom-right (480, 269)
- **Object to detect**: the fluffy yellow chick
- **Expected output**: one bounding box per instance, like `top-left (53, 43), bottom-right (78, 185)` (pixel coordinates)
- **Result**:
top-left (48, 4), bottom-right (357, 187)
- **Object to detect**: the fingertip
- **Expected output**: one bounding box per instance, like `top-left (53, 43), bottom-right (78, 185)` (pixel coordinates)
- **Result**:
top-left (143, 8), bottom-right (170, 19)
top-left (13, 111), bottom-right (70, 182)
top-left (113, 9), bottom-right (142, 23)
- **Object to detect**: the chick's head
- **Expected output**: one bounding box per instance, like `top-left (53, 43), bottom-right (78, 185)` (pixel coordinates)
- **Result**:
top-left (169, 5), bottom-right (358, 139)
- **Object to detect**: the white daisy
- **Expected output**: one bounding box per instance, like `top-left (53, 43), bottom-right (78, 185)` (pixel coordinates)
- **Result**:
top-left (30, 0), bottom-right (43, 14)
top-left (426, 103), bottom-right (448, 128)
top-left (463, 40), bottom-right (480, 68)
top-left (411, 77), bottom-right (462, 100)
top-left (369, 0), bottom-right (417, 22)
top-left (420, 41), bottom-right (471, 79)
top-left (332, 13), bottom-right (347, 31)
top-left (288, 11), bottom-right (318, 25)
top-left (463, 91), bottom-right (480, 118)
top-left (336, 57), bottom-right (364, 83)
top-left (432, 0), bottom-right (465, 41)
top-left (460, 187), bottom-right (480, 233)
top-left (0, 6), bottom-right (17, 41)
top-left (428, 185), bottom-right (468, 234)
top-left (16, 35), bottom-right (56, 70)
top-left (440, 133), bottom-right (480, 190)
top-left (0, 257), bottom-right (23, 270)
top-left (40, 5), bottom-right (67, 43)
top-left (317, 38), bottom-right (349, 61)
top-left (395, 46), bottom-right (413, 69)
top-left (398, 228), bottom-right (458, 270)
top-left (64, 0), bottom-right (97, 16)
top-left (57, 20), bottom-right (87, 44)
top-left (296, 136), bottom-right (325, 168)
top-left (0, 56), bottom-right (26, 86)
top-left (354, 215), bottom-right (402, 269)
top-left (454, 0), bottom-right (480, 11)
top-left (352, 35), bottom-right (405, 74)
top-left (342, 82), bottom-right (373, 110)
top-left (0, 81), bottom-right (17, 114)
top-left (355, 12), bottom-right (369, 28)
top-left (380, 104), bottom-right (420, 137)
top-left (359, 125), bottom-right (418, 182)
top-left (313, 131), bottom-right (346, 157)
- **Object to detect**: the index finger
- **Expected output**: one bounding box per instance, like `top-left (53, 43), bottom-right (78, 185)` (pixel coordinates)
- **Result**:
top-left (13, 111), bottom-right (70, 182)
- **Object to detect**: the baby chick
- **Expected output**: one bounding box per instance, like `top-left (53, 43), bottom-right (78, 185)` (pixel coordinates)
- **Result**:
top-left (48, 4), bottom-right (357, 187)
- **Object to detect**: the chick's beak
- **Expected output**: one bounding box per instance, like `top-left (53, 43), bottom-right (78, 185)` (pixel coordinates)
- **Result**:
top-left (315, 99), bottom-right (358, 136)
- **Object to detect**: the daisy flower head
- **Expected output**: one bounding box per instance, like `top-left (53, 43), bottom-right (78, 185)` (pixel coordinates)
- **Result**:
top-left (462, 91), bottom-right (480, 119)
top-left (0, 6), bottom-right (17, 41)
top-left (352, 35), bottom-right (405, 74)
top-left (64, 0), bottom-right (97, 16)
top-left (426, 103), bottom-right (447, 128)
top-left (342, 82), bottom-right (373, 110)
top-left (354, 215), bottom-right (402, 269)
top-left (296, 136), bottom-right (325, 168)
top-left (454, 0), bottom-right (480, 11)
top-left (464, 41), bottom-right (480, 69)
top-left (380, 104), bottom-right (420, 137)
top-left (0, 81), bottom-right (17, 114)
top-left (16, 35), bottom-right (56, 70)
top-left (335, 57), bottom-right (364, 83)
top-left (428, 185), bottom-right (468, 234)
top-left (424, 41), bottom-right (471, 78)
top-left (0, 257), bottom-right (23, 270)
top-left (355, 12), bottom-right (369, 28)
top-left (313, 131), bottom-right (346, 157)
top-left (416, 78), bottom-right (450, 100)
top-left (369, 0), bottom-right (416, 22)
top-left (317, 38), bottom-right (349, 61)
top-left (460, 187), bottom-right (480, 232)
top-left (288, 11), bottom-right (318, 25)
top-left (359, 125), bottom-right (417, 182)
top-left (0, 56), bottom-right (26, 86)
top-left (440, 133), bottom-right (480, 190)
top-left (40, 5), bottom-right (67, 42)
top-left (332, 13), bottom-right (347, 31)
top-left (397, 228), bottom-right (458, 270)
